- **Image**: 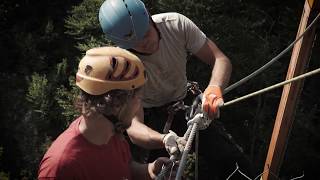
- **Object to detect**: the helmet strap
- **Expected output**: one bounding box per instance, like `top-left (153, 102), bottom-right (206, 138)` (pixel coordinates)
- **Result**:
top-left (102, 100), bottom-right (130, 133)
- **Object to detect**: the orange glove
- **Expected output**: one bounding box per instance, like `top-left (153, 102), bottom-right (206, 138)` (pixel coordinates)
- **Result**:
top-left (202, 85), bottom-right (224, 119)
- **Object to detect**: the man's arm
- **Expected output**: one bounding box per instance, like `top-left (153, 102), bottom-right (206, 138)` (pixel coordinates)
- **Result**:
top-left (126, 105), bottom-right (165, 149)
top-left (194, 38), bottom-right (232, 89)
top-left (194, 38), bottom-right (232, 118)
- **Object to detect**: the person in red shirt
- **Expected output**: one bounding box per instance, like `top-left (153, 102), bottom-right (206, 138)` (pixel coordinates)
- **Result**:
top-left (38, 46), bottom-right (170, 180)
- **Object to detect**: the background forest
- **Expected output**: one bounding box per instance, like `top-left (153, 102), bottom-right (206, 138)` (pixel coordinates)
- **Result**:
top-left (0, 0), bottom-right (319, 179)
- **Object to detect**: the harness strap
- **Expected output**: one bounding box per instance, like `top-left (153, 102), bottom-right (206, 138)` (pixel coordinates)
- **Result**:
top-left (163, 100), bottom-right (185, 133)
top-left (162, 81), bottom-right (202, 133)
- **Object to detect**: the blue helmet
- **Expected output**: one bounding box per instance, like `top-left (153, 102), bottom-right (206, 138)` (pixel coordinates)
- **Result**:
top-left (99, 0), bottom-right (149, 49)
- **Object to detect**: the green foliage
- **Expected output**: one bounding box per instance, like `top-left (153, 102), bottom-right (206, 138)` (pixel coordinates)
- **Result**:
top-left (0, 172), bottom-right (9, 180)
top-left (0, 147), bottom-right (9, 180)
top-left (19, 74), bottom-right (51, 177)
top-left (183, 153), bottom-right (196, 179)
top-left (55, 76), bottom-right (81, 124)
top-left (65, 0), bottom-right (107, 51)
top-left (1, 0), bottom-right (81, 178)
top-left (20, 53), bottom-right (78, 179)
top-left (26, 73), bottom-right (50, 114)
top-left (18, 58), bottom-right (79, 178)
top-left (181, 153), bottom-right (210, 180)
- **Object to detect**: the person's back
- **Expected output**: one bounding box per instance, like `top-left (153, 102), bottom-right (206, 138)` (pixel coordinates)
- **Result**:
top-left (38, 117), bottom-right (132, 180)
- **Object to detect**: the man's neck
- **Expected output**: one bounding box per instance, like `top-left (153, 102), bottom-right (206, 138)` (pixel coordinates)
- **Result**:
top-left (79, 115), bottom-right (115, 145)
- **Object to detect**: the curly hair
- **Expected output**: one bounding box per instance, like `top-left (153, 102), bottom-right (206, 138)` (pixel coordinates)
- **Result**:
top-left (75, 89), bottom-right (132, 117)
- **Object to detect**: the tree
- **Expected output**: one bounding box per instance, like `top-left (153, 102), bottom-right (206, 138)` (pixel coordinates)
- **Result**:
top-left (0, 0), bottom-right (81, 178)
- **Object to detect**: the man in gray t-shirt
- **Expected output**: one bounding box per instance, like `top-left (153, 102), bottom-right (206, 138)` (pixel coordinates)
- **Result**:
top-left (99, 0), bottom-right (254, 179)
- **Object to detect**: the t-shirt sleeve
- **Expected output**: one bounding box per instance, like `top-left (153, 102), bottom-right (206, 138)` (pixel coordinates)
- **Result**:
top-left (38, 155), bottom-right (78, 180)
top-left (179, 13), bottom-right (207, 54)
top-left (38, 156), bottom-right (59, 179)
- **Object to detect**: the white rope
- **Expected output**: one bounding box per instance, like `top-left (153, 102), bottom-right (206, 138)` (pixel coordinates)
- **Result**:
top-left (224, 12), bottom-right (320, 94)
top-left (223, 67), bottom-right (320, 107)
top-left (156, 114), bottom-right (202, 180)
top-left (175, 120), bottom-right (199, 180)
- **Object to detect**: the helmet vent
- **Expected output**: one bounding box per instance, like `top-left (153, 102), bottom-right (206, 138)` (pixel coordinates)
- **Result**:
top-left (119, 74), bottom-right (125, 80)
top-left (124, 61), bottom-right (130, 72)
top-left (122, 0), bottom-right (132, 16)
top-left (85, 65), bottom-right (93, 75)
top-left (106, 71), bottom-right (113, 80)
top-left (133, 67), bottom-right (139, 77)
top-left (111, 57), bottom-right (117, 69)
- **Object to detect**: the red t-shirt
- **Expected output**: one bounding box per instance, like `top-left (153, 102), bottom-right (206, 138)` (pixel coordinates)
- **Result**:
top-left (38, 116), bottom-right (132, 180)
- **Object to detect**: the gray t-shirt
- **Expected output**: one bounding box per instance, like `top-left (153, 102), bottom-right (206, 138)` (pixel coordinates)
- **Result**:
top-left (138, 12), bottom-right (207, 108)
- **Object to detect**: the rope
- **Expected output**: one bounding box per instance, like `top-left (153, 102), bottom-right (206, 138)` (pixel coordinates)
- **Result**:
top-left (195, 131), bottom-right (199, 180)
top-left (224, 12), bottom-right (320, 94)
top-left (223, 67), bottom-right (320, 107)
top-left (157, 114), bottom-right (201, 180)
top-left (176, 120), bottom-right (199, 180)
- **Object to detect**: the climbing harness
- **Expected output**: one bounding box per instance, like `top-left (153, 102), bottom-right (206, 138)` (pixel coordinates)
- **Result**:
top-left (163, 81), bottom-right (202, 133)
top-left (163, 100), bottom-right (186, 133)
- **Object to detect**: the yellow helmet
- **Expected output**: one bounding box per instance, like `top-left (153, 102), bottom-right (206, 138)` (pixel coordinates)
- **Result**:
top-left (76, 47), bottom-right (146, 95)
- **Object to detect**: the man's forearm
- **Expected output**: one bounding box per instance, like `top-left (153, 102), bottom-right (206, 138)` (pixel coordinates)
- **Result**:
top-left (195, 38), bottom-right (232, 89)
top-left (127, 118), bottom-right (165, 149)
top-left (207, 38), bottom-right (232, 89)
top-left (209, 55), bottom-right (232, 89)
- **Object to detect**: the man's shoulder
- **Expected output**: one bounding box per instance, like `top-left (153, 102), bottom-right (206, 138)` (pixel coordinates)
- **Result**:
top-left (152, 12), bottom-right (187, 23)
top-left (38, 119), bottom-right (82, 172)
top-left (38, 134), bottom-right (82, 178)
top-left (38, 140), bottom-right (78, 178)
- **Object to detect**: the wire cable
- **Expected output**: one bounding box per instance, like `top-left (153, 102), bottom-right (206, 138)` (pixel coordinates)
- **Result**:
top-left (224, 12), bottom-right (320, 94)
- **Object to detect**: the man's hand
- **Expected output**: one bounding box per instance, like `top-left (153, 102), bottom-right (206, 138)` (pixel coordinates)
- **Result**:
top-left (162, 131), bottom-right (186, 156)
top-left (202, 85), bottom-right (224, 119)
top-left (148, 157), bottom-right (171, 179)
